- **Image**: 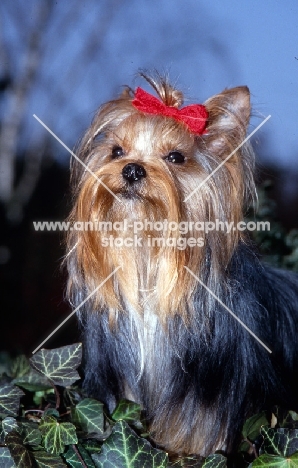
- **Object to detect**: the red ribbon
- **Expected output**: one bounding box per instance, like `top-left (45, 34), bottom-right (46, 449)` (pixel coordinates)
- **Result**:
top-left (132, 87), bottom-right (208, 135)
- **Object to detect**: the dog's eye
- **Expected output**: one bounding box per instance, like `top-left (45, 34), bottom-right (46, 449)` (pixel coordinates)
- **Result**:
top-left (165, 151), bottom-right (185, 164)
top-left (111, 146), bottom-right (124, 159)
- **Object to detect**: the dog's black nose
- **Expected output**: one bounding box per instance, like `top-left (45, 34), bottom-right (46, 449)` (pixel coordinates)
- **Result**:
top-left (122, 163), bottom-right (146, 183)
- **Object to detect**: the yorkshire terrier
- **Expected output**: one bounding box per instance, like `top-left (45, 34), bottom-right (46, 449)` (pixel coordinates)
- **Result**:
top-left (66, 73), bottom-right (298, 457)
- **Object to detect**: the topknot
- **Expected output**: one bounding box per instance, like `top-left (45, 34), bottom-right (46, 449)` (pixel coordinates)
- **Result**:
top-left (139, 71), bottom-right (184, 108)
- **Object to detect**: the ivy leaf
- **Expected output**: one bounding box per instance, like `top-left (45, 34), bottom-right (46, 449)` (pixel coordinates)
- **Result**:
top-left (64, 387), bottom-right (82, 407)
top-left (10, 355), bottom-right (31, 379)
top-left (14, 367), bottom-right (53, 392)
top-left (2, 417), bottom-right (19, 437)
top-left (63, 444), bottom-right (95, 467)
top-left (33, 389), bottom-right (54, 406)
top-left (91, 420), bottom-right (168, 467)
top-left (34, 450), bottom-right (67, 468)
top-left (0, 384), bottom-right (24, 417)
top-left (30, 344), bottom-right (82, 387)
top-left (20, 422), bottom-right (42, 446)
top-left (251, 452), bottom-right (298, 467)
top-left (242, 412), bottom-right (269, 442)
top-left (260, 427), bottom-right (298, 457)
top-left (202, 454), bottom-right (228, 467)
top-left (271, 408), bottom-right (298, 429)
top-left (238, 439), bottom-right (251, 453)
top-left (111, 400), bottom-right (141, 424)
top-left (39, 416), bottom-right (78, 455)
top-left (82, 439), bottom-right (102, 454)
top-left (44, 408), bottom-right (60, 418)
top-left (0, 447), bottom-right (16, 468)
top-left (289, 412), bottom-right (298, 423)
top-left (5, 430), bottom-right (35, 467)
top-left (72, 398), bottom-right (104, 435)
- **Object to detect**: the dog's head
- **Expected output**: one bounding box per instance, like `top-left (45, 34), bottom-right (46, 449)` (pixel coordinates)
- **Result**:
top-left (66, 74), bottom-right (255, 322)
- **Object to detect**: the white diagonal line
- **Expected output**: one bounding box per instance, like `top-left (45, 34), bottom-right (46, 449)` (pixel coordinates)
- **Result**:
top-left (184, 266), bottom-right (272, 353)
top-left (33, 114), bottom-right (122, 203)
top-left (32, 266), bottom-right (121, 354)
top-left (184, 115), bottom-right (271, 202)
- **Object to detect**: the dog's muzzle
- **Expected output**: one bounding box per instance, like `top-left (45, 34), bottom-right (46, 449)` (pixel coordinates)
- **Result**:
top-left (122, 163), bottom-right (147, 184)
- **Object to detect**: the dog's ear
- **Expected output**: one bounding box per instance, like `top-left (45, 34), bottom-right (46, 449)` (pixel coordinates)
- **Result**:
top-left (202, 87), bottom-right (251, 158)
top-left (205, 86), bottom-right (250, 131)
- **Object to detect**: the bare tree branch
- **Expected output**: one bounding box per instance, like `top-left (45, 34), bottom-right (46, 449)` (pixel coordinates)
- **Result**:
top-left (0, 0), bottom-right (123, 221)
top-left (0, 1), bottom-right (52, 203)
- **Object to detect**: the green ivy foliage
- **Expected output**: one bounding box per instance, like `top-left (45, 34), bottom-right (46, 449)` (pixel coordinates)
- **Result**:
top-left (0, 344), bottom-right (298, 467)
top-left (245, 181), bottom-right (298, 271)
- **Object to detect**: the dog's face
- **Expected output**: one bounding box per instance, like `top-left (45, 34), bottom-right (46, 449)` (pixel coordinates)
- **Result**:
top-left (67, 79), bottom-right (255, 323)
top-left (80, 112), bottom-right (195, 213)
top-left (77, 113), bottom-right (211, 247)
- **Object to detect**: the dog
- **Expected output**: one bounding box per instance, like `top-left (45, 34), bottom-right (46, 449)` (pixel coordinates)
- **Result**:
top-left (66, 73), bottom-right (298, 457)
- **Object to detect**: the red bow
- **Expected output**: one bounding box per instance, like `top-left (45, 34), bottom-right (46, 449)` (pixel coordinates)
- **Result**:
top-left (132, 87), bottom-right (208, 135)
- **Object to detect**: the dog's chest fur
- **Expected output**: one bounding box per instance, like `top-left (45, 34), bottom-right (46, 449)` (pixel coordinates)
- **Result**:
top-left (81, 246), bottom-right (298, 455)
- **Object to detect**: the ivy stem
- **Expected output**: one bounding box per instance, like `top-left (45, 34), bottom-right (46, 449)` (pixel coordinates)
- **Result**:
top-left (72, 445), bottom-right (88, 467)
top-left (242, 438), bottom-right (258, 459)
top-left (50, 381), bottom-right (60, 410)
